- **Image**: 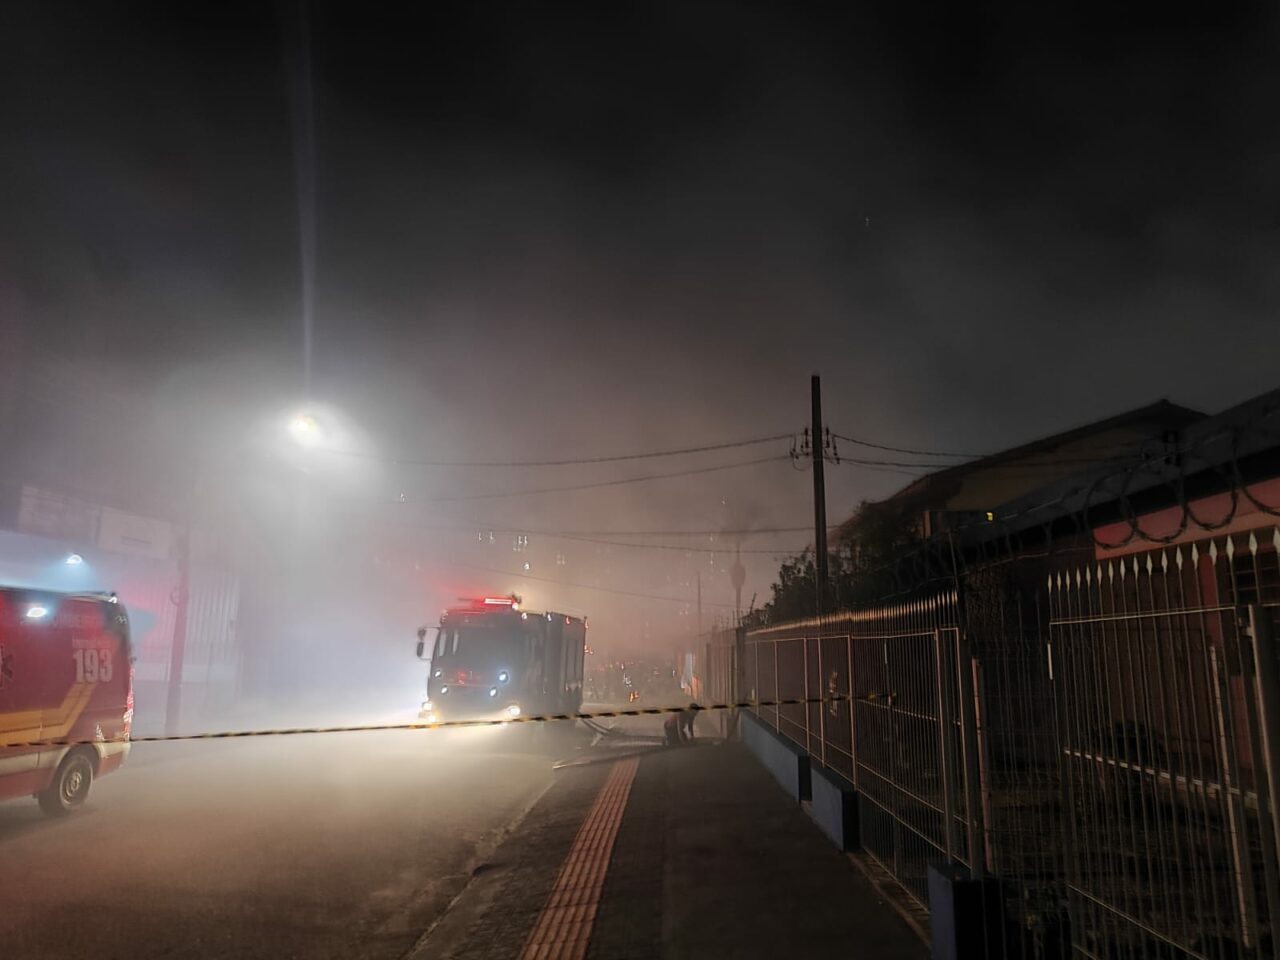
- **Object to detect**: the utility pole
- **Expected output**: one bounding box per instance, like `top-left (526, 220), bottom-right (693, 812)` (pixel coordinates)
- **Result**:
top-left (811, 374), bottom-right (829, 620)
top-left (696, 570), bottom-right (703, 637)
top-left (730, 544), bottom-right (746, 626)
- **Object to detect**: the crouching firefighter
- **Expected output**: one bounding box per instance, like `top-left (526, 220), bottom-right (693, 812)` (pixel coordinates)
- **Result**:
top-left (663, 703), bottom-right (698, 746)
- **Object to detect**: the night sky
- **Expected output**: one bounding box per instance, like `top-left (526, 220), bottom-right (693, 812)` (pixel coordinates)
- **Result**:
top-left (2, 2), bottom-right (1278, 643)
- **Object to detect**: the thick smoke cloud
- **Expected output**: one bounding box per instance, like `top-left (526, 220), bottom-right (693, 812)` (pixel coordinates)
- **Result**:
top-left (2, 1), bottom-right (1278, 666)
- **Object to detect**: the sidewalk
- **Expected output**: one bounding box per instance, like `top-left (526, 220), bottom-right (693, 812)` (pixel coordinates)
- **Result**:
top-left (411, 731), bottom-right (927, 960)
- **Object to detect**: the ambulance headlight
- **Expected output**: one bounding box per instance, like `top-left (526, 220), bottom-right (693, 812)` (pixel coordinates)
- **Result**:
top-left (506, 704), bottom-right (521, 718)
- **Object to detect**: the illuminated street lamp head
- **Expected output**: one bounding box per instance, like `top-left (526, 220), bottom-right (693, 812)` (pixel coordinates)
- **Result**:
top-left (289, 413), bottom-right (322, 447)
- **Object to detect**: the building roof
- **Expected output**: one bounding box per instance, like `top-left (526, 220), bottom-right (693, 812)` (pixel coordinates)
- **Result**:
top-left (836, 399), bottom-right (1205, 542)
top-left (970, 385), bottom-right (1280, 543)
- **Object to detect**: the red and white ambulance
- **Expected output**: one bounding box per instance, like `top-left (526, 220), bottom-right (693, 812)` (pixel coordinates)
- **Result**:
top-left (0, 587), bottom-right (134, 815)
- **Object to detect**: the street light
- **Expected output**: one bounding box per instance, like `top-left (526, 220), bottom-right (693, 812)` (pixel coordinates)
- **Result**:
top-left (289, 413), bottom-right (322, 447)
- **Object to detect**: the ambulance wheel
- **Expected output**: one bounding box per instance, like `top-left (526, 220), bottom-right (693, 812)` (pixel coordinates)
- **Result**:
top-left (38, 750), bottom-right (94, 816)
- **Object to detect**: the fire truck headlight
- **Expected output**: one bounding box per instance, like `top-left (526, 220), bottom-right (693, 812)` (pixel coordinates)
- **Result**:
top-left (433, 669), bottom-right (442, 678)
top-left (439, 685), bottom-right (448, 694)
top-left (25, 604), bottom-right (50, 620)
top-left (488, 687), bottom-right (498, 698)
top-left (506, 704), bottom-right (521, 718)
top-left (498, 671), bottom-right (509, 683)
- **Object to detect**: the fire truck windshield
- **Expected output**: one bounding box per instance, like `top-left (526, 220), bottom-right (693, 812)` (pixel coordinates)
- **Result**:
top-left (432, 624), bottom-right (523, 672)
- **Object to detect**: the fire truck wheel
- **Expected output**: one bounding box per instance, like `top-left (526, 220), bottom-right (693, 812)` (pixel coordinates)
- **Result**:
top-left (38, 750), bottom-right (95, 816)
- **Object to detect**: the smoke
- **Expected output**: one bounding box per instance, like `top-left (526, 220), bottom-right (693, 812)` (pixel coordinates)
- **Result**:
top-left (2, 2), bottom-right (1279, 696)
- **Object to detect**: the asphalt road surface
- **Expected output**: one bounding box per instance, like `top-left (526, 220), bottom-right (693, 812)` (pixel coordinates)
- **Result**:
top-left (0, 723), bottom-right (581, 960)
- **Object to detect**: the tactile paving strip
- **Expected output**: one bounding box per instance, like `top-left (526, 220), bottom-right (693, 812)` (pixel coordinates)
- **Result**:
top-left (518, 757), bottom-right (640, 960)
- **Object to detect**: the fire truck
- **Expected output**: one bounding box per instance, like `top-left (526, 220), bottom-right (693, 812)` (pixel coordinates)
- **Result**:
top-left (0, 587), bottom-right (134, 815)
top-left (415, 596), bottom-right (585, 723)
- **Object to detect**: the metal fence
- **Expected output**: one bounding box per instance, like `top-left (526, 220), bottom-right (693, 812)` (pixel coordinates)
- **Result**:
top-left (700, 626), bottom-right (740, 707)
top-left (730, 522), bottom-right (1280, 959)
top-left (746, 587), bottom-right (983, 907)
top-left (1049, 531), bottom-right (1280, 960)
top-left (698, 626), bottom-right (742, 738)
top-left (965, 566), bottom-right (1069, 959)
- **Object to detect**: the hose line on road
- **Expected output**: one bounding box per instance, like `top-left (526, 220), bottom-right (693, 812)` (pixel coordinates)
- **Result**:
top-left (579, 716), bottom-right (666, 743)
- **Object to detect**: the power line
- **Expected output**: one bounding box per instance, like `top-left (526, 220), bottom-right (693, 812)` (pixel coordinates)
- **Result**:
top-left (831, 450), bottom-right (1138, 471)
top-left (456, 524), bottom-right (825, 538)
top-left (792, 451), bottom-right (926, 477)
top-left (321, 433), bottom-right (796, 468)
top-left (830, 430), bottom-right (1148, 462)
top-left (413, 525), bottom-right (807, 556)
top-left (422, 454), bottom-right (791, 501)
top-left (9, 363), bottom-right (795, 473)
top-left (386, 517), bottom-right (824, 538)
top-left (830, 432), bottom-right (984, 459)
top-left (832, 460), bottom-right (932, 477)
top-left (548, 532), bottom-right (803, 556)
top-left (325, 501), bottom-right (821, 556)
top-left (449, 559), bottom-right (736, 608)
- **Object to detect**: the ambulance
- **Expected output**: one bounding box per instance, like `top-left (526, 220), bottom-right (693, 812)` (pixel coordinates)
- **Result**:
top-left (0, 587), bottom-right (134, 815)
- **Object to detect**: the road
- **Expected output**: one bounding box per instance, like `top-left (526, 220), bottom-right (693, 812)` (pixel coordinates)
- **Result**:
top-left (0, 722), bottom-right (584, 960)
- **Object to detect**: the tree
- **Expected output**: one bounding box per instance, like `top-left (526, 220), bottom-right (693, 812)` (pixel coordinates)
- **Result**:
top-left (746, 498), bottom-right (920, 627)
top-left (749, 548), bottom-right (819, 626)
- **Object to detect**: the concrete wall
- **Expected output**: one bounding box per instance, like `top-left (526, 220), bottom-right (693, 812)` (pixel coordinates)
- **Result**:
top-left (808, 763), bottom-right (858, 851)
top-left (741, 711), bottom-right (810, 801)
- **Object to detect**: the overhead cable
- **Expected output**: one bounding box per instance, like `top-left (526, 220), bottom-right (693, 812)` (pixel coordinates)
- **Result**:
top-left (322, 433), bottom-right (796, 468)
top-left (450, 560), bottom-right (736, 607)
top-left (423, 454), bottom-right (791, 501)
top-left (830, 430), bottom-right (1148, 463)
top-left (830, 432), bottom-right (986, 459)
